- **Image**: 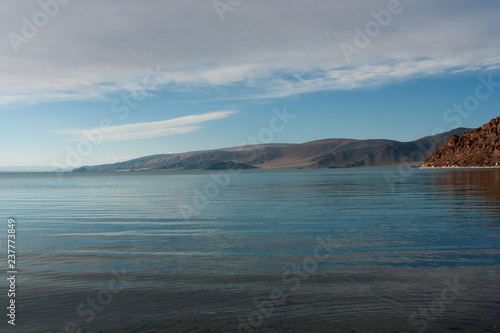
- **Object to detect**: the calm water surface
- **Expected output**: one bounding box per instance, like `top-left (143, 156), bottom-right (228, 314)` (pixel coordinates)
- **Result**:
top-left (0, 169), bottom-right (499, 332)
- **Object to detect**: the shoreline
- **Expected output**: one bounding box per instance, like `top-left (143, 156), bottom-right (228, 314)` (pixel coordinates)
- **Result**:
top-left (419, 165), bottom-right (500, 169)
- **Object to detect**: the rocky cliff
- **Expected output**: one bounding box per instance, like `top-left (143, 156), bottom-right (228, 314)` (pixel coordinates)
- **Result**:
top-left (422, 117), bottom-right (500, 167)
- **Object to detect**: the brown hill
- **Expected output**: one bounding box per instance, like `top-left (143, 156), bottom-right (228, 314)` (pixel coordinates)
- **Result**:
top-left (422, 116), bottom-right (500, 167)
top-left (74, 128), bottom-right (470, 172)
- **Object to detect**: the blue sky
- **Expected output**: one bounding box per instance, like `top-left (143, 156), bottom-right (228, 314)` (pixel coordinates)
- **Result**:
top-left (1, 0), bottom-right (499, 168)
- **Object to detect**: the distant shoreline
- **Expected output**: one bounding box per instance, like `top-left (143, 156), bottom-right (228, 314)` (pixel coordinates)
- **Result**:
top-left (419, 166), bottom-right (500, 170)
top-left (2, 165), bottom-right (500, 173)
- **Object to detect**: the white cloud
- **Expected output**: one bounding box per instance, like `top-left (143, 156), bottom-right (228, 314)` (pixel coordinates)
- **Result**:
top-left (1, 0), bottom-right (499, 106)
top-left (56, 110), bottom-right (237, 142)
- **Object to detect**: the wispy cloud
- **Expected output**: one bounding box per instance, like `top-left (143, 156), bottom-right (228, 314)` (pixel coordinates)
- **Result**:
top-left (56, 110), bottom-right (237, 142)
top-left (1, 0), bottom-right (499, 106)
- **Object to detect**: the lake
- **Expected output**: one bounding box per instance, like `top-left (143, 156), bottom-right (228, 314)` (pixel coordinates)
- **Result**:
top-left (0, 169), bottom-right (499, 333)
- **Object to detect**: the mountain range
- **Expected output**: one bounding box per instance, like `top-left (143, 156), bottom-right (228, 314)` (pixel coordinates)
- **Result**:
top-left (74, 128), bottom-right (471, 172)
top-left (0, 166), bottom-right (71, 172)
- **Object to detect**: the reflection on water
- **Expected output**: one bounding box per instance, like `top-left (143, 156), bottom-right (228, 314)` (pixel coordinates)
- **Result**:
top-left (440, 169), bottom-right (500, 200)
top-left (0, 169), bottom-right (499, 332)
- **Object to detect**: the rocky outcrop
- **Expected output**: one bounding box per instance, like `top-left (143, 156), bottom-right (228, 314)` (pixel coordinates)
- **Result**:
top-left (422, 117), bottom-right (500, 167)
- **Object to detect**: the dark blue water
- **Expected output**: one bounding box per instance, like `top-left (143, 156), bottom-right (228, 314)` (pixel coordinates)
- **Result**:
top-left (0, 169), bottom-right (499, 332)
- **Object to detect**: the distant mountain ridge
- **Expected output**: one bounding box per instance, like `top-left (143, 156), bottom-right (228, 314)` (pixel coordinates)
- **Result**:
top-left (423, 117), bottom-right (500, 167)
top-left (74, 128), bottom-right (471, 172)
top-left (0, 166), bottom-right (71, 172)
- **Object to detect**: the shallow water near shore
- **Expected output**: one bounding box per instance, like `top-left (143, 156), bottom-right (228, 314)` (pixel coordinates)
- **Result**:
top-left (0, 169), bottom-right (499, 332)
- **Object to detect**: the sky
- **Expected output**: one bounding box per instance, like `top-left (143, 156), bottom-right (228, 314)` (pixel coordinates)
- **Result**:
top-left (1, 0), bottom-right (500, 168)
